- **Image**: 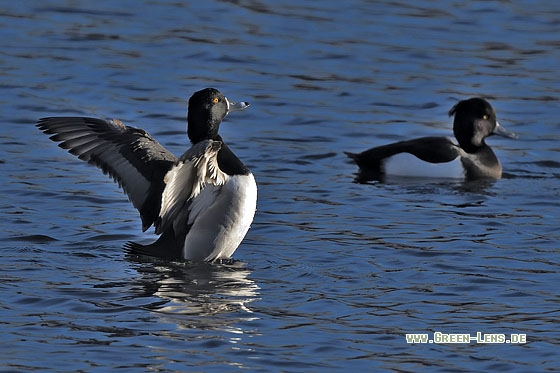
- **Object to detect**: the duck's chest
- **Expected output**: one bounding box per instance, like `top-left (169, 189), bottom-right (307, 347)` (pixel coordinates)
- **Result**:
top-left (183, 173), bottom-right (257, 260)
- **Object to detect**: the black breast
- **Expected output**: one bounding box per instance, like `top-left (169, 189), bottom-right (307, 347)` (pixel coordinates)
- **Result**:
top-left (217, 143), bottom-right (250, 176)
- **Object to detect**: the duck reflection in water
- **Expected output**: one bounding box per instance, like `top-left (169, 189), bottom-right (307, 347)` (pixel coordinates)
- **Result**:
top-left (132, 258), bottom-right (260, 321)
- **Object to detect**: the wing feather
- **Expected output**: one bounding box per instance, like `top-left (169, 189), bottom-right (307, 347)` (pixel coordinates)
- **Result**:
top-left (36, 117), bottom-right (177, 231)
top-left (156, 140), bottom-right (227, 235)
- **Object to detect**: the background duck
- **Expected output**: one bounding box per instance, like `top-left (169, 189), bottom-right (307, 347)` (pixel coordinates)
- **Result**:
top-left (345, 98), bottom-right (517, 183)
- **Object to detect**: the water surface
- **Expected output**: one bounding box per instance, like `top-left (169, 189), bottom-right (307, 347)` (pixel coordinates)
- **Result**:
top-left (1, 1), bottom-right (559, 371)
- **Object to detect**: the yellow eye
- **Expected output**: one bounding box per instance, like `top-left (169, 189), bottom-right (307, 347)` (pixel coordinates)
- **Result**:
top-left (483, 114), bottom-right (488, 120)
top-left (212, 97), bottom-right (219, 104)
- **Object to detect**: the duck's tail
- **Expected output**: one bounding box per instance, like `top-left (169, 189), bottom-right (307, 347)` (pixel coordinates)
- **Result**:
top-left (343, 150), bottom-right (384, 183)
top-left (124, 230), bottom-right (184, 260)
top-left (343, 151), bottom-right (360, 163)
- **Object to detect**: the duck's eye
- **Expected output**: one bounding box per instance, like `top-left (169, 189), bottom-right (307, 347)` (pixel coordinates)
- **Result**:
top-left (483, 114), bottom-right (488, 120)
top-left (212, 97), bottom-right (219, 104)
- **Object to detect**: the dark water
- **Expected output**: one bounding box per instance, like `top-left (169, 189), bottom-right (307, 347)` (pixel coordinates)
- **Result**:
top-left (2, 1), bottom-right (559, 371)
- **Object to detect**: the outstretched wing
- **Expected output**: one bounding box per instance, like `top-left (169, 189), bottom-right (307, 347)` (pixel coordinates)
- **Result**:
top-left (155, 139), bottom-right (227, 236)
top-left (36, 117), bottom-right (178, 231)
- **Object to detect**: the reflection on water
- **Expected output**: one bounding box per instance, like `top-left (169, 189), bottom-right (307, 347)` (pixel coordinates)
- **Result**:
top-left (125, 259), bottom-right (262, 369)
top-left (132, 258), bottom-right (260, 323)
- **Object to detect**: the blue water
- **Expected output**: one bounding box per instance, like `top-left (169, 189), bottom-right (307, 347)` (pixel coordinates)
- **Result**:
top-left (1, 1), bottom-right (559, 371)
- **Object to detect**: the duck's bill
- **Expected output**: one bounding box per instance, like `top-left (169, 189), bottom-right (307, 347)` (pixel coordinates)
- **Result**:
top-left (493, 121), bottom-right (518, 139)
top-left (226, 98), bottom-right (250, 112)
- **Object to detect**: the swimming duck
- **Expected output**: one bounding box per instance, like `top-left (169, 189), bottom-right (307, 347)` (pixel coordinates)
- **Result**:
top-left (344, 97), bottom-right (517, 182)
top-left (36, 88), bottom-right (257, 262)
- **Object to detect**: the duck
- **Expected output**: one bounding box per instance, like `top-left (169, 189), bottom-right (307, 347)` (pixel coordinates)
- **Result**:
top-left (344, 97), bottom-right (517, 183)
top-left (36, 88), bottom-right (257, 262)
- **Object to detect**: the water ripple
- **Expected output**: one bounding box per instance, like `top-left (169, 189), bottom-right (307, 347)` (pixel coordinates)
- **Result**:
top-left (1, 0), bottom-right (559, 371)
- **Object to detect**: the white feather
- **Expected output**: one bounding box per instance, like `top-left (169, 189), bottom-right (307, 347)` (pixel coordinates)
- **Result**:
top-left (157, 140), bottom-right (227, 235)
top-left (384, 153), bottom-right (465, 179)
top-left (184, 174), bottom-right (257, 261)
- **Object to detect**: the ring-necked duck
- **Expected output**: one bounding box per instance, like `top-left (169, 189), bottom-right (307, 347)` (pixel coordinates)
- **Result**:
top-left (345, 97), bottom-right (517, 183)
top-left (36, 88), bottom-right (257, 262)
